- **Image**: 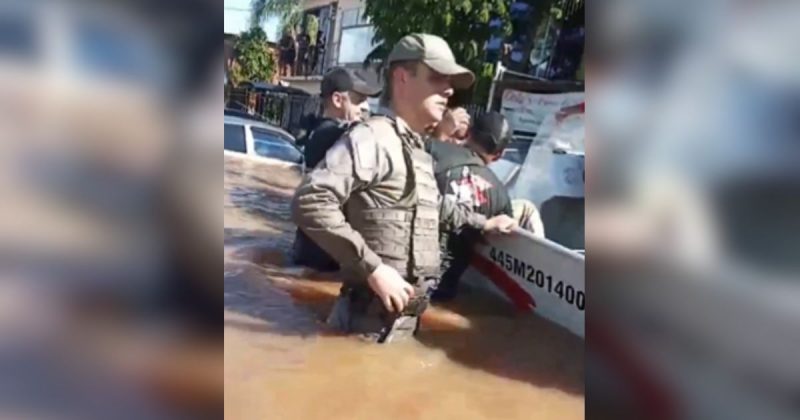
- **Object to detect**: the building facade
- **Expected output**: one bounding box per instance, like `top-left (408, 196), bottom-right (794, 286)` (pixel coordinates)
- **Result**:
top-left (489, 0), bottom-right (585, 81)
top-left (283, 0), bottom-right (378, 94)
top-left (282, 0), bottom-right (585, 93)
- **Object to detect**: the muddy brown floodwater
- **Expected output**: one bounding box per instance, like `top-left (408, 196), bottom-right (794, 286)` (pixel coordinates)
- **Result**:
top-left (224, 156), bottom-right (585, 420)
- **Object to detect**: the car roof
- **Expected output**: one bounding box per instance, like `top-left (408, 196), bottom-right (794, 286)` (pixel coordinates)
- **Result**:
top-left (224, 115), bottom-right (295, 142)
top-left (240, 82), bottom-right (311, 96)
top-left (224, 108), bottom-right (265, 120)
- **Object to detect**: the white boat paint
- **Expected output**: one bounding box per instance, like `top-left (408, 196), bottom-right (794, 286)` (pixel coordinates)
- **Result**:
top-left (474, 96), bottom-right (586, 338)
top-left (464, 227), bottom-right (585, 338)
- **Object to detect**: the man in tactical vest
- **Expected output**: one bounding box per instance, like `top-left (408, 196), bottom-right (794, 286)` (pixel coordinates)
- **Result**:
top-left (293, 67), bottom-right (381, 272)
top-left (291, 33), bottom-right (516, 343)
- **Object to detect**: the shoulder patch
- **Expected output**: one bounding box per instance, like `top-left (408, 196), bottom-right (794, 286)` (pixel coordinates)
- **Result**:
top-left (346, 124), bottom-right (379, 182)
top-left (362, 116), bottom-right (403, 154)
top-left (363, 116), bottom-right (395, 136)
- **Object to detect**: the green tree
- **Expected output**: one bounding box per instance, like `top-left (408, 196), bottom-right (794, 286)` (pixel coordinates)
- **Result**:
top-left (229, 27), bottom-right (276, 86)
top-left (250, 0), bottom-right (302, 35)
top-left (363, 0), bottom-right (512, 104)
top-left (306, 15), bottom-right (319, 45)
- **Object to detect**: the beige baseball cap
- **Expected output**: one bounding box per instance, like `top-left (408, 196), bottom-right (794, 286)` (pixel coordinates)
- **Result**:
top-left (387, 33), bottom-right (476, 90)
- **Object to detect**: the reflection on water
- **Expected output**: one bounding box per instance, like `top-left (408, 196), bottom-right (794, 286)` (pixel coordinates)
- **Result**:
top-left (224, 156), bottom-right (585, 419)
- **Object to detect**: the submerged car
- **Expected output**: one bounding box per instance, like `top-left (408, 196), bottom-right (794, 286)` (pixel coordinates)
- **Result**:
top-left (224, 114), bottom-right (305, 170)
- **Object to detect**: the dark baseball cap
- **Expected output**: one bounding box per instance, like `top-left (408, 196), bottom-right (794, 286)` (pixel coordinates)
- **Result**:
top-left (320, 67), bottom-right (382, 98)
top-left (471, 112), bottom-right (512, 154)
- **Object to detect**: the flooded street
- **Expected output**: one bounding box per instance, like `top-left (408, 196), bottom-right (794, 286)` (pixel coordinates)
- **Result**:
top-left (224, 156), bottom-right (584, 419)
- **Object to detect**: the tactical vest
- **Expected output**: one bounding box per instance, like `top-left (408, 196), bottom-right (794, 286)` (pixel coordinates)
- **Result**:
top-left (347, 116), bottom-right (441, 281)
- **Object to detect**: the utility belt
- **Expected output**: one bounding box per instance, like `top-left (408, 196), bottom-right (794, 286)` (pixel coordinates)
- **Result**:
top-left (327, 277), bottom-right (439, 343)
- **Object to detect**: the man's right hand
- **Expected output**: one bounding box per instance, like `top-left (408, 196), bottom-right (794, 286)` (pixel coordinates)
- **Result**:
top-left (483, 214), bottom-right (517, 234)
top-left (435, 107), bottom-right (471, 142)
top-left (367, 264), bottom-right (415, 313)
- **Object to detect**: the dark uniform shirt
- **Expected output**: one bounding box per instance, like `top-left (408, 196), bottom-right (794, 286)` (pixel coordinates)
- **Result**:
top-left (293, 117), bottom-right (351, 271)
top-left (426, 140), bottom-right (513, 300)
top-left (427, 140), bottom-right (513, 219)
top-left (302, 117), bottom-right (351, 169)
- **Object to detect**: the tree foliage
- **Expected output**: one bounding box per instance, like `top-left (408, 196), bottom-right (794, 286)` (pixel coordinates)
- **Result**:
top-left (363, 0), bottom-right (512, 103)
top-left (229, 27), bottom-right (276, 86)
top-left (250, 0), bottom-right (302, 34)
top-left (306, 15), bottom-right (320, 45)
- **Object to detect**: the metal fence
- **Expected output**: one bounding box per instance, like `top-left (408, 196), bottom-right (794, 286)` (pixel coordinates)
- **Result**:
top-left (226, 86), bottom-right (491, 137)
top-left (226, 87), bottom-right (321, 135)
top-left (284, 41), bottom-right (335, 78)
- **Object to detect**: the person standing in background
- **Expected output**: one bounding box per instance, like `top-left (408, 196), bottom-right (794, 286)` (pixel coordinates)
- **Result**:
top-left (278, 29), bottom-right (296, 77)
top-left (296, 31), bottom-right (311, 76)
top-left (314, 32), bottom-right (326, 74)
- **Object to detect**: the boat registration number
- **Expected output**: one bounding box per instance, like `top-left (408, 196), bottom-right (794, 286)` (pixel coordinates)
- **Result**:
top-left (489, 247), bottom-right (585, 311)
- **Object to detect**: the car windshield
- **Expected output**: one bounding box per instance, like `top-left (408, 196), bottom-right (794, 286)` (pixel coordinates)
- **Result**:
top-left (252, 128), bottom-right (302, 164)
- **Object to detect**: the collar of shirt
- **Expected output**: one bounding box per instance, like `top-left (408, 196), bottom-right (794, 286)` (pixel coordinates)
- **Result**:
top-left (375, 107), bottom-right (425, 148)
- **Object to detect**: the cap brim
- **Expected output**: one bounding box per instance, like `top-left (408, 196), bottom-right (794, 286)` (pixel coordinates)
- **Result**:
top-left (352, 82), bottom-right (382, 97)
top-left (350, 69), bottom-right (383, 97)
top-left (425, 59), bottom-right (476, 90)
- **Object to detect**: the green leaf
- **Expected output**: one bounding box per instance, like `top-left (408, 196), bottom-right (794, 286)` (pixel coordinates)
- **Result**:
top-left (443, 12), bottom-right (452, 27)
top-left (230, 26), bottom-right (276, 86)
top-left (363, 0), bottom-right (512, 101)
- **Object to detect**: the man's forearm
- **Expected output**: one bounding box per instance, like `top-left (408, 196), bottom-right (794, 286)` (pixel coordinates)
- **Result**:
top-left (299, 224), bottom-right (382, 282)
top-left (439, 195), bottom-right (487, 234)
top-left (292, 186), bottom-right (382, 282)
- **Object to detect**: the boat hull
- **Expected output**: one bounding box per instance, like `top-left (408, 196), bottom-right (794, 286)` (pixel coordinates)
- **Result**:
top-left (463, 228), bottom-right (585, 338)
